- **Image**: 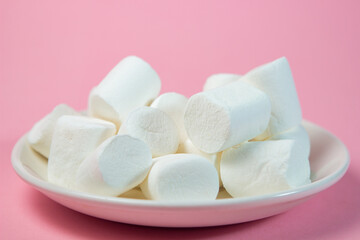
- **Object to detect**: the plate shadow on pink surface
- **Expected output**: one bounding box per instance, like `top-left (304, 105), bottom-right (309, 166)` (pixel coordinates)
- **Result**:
top-left (25, 169), bottom-right (360, 240)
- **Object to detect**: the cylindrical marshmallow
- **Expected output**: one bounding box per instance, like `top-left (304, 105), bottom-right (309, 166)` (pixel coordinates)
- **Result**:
top-left (140, 154), bottom-right (219, 201)
top-left (221, 140), bottom-right (311, 198)
top-left (75, 135), bottom-right (152, 196)
top-left (27, 104), bottom-right (78, 158)
top-left (120, 106), bottom-right (179, 157)
top-left (150, 92), bottom-right (188, 144)
top-left (242, 57), bottom-right (302, 138)
top-left (48, 116), bottom-right (116, 189)
top-left (88, 56), bottom-right (161, 128)
top-left (203, 73), bottom-right (241, 91)
top-left (184, 80), bottom-right (271, 153)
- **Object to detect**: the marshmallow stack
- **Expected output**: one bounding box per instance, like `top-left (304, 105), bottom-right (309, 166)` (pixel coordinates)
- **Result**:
top-left (88, 56), bottom-right (161, 129)
top-left (140, 154), bottom-right (219, 201)
top-left (28, 104), bottom-right (78, 158)
top-left (26, 55), bottom-right (311, 201)
top-left (48, 116), bottom-right (116, 189)
top-left (184, 80), bottom-right (271, 153)
top-left (75, 135), bottom-right (152, 196)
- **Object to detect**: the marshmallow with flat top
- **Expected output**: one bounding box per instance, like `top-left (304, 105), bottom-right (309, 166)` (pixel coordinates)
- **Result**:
top-left (221, 140), bottom-right (311, 198)
top-left (184, 80), bottom-right (271, 153)
top-left (88, 56), bottom-right (161, 129)
top-left (75, 135), bottom-right (152, 196)
top-left (270, 124), bottom-right (310, 157)
top-left (27, 104), bottom-right (78, 158)
top-left (120, 106), bottom-right (179, 157)
top-left (203, 73), bottom-right (241, 91)
top-left (48, 116), bottom-right (116, 189)
top-left (242, 57), bottom-right (302, 139)
top-left (150, 92), bottom-right (188, 143)
top-left (140, 154), bottom-right (219, 201)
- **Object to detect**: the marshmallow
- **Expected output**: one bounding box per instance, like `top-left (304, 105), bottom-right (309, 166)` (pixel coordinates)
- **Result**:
top-left (75, 135), bottom-right (152, 196)
top-left (221, 140), bottom-right (311, 198)
top-left (48, 116), bottom-right (116, 189)
top-left (177, 138), bottom-right (222, 185)
top-left (270, 124), bottom-right (310, 157)
top-left (140, 154), bottom-right (219, 201)
top-left (27, 104), bottom-right (78, 158)
top-left (120, 107), bottom-right (179, 157)
top-left (119, 188), bottom-right (147, 200)
top-left (184, 80), bottom-right (271, 153)
top-left (88, 56), bottom-right (161, 129)
top-left (242, 57), bottom-right (302, 139)
top-left (150, 92), bottom-right (188, 144)
top-left (203, 73), bottom-right (241, 91)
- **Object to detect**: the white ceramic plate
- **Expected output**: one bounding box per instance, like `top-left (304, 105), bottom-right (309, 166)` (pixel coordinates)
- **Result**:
top-left (11, 121), bottom-right (349, 227)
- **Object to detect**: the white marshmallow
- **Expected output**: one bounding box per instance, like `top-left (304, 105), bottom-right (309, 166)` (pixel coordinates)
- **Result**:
top-left (119, 188), bottom-right (147, 200)
top-left (203, 73), bottom-right (241, 91)
top-left (75, 135), bottom-right (152, 196)
top-left (140, 154), bottom-right (219, 201)
top-left (184, 80), bottom-right (271, 153)
top-left (270, 124), bottom-right (310, 157)
top-left (177, 138), bottom-right (222, 185)
top-left (242, 57), bottom-right (302, 139)
top-left (120, 107), bottom-right (179, 157)
top-left (88, 56), bottom-right (161, 129)
top-left (48, 116), bottom-right (116, 189)
top-left (27, 104), bottom-right (78, 158)
top-left (151, 92), bottom-right (188, 144)
top-left (221, 140), bottom-right (311, 198)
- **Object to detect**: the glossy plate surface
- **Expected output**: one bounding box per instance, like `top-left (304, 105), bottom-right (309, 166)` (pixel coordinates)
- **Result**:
top-left (11, 121), bottom-right (350, 227)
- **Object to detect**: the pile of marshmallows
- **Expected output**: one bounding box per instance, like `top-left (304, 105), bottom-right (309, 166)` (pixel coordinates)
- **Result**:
top-left (27, 56), bottom-right (311, 201)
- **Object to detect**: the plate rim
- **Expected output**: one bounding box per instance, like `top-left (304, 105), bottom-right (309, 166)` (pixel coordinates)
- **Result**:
top-left (11, 120), bottom-right (350, 209)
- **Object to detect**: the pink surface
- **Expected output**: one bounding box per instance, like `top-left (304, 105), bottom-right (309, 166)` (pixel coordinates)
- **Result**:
top-left (0, 0), bottom-right (359, 239)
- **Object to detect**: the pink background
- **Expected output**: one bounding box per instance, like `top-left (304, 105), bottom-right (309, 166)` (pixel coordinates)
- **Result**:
top-left (1, 0), bottom-right (359, 239)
